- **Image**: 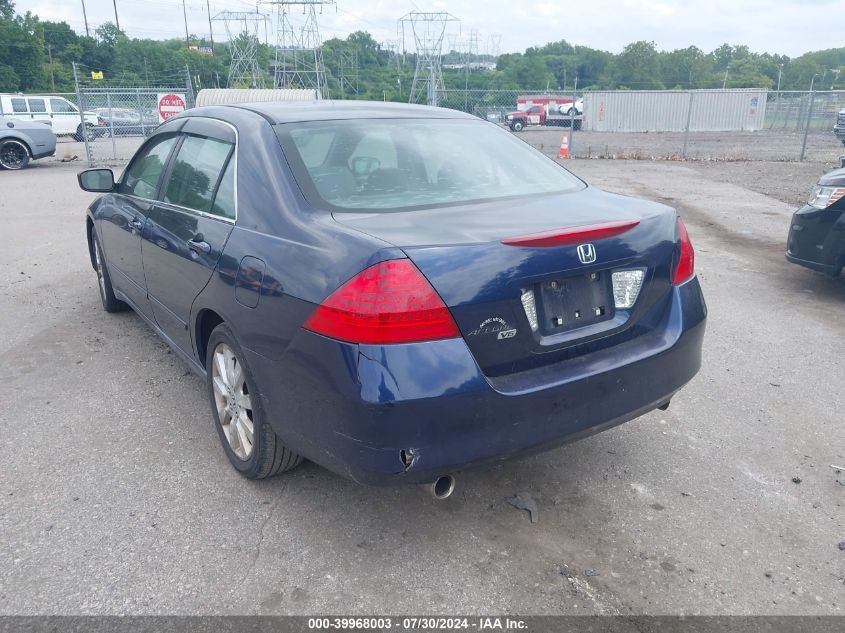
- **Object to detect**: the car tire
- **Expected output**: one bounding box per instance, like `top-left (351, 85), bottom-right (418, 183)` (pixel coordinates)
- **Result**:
top-left (0, 138), bottom-right (31, 170)
top-left (73, 123), bottom-right (95, 142)
top-left (511, 120), bottom-right (524, 132)
top-left (91, 230), bottom-right (129, 313)
top-left (206, 323), bottom-right (303, 479)
top-left (567, 107), bottom-right (576, 116)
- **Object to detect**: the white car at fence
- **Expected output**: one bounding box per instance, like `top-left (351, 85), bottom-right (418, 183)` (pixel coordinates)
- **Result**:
top-left (0, 94), bottom-right (102, 141)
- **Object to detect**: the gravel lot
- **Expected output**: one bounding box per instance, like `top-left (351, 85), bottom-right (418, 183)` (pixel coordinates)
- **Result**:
top-left (516, 126), bottom-right (845, 164)
top-left (0, 157), bottom-right (843, 616)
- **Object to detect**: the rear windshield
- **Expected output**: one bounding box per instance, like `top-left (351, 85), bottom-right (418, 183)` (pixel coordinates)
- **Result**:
top-left (275, 118), bottom-right (584, 212)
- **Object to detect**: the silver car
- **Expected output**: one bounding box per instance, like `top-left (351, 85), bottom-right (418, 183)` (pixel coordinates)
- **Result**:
top-left (0, 116), bottom-right (57, 170)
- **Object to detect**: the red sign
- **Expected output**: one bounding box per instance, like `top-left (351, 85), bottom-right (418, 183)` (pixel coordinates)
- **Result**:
top-left (157, 93), bottom-right (186, 123)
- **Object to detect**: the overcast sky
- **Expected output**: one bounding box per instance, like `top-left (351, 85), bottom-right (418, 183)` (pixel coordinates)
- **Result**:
top-left (14, 0), bottom-right (842, 58)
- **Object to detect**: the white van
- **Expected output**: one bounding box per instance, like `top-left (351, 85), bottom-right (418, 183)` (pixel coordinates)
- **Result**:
top-left (0, 94), bottom-right (101, 140)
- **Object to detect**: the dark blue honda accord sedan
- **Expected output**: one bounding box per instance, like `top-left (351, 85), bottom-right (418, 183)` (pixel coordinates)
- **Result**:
top-left (77, 101), bottom-right (706, 495)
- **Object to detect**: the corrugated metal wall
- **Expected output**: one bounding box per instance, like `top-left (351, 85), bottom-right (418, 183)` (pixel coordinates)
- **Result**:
top-left (583, 90), bottom-right (768, 132)
top-left (196, 88), bottom-right (319, 106)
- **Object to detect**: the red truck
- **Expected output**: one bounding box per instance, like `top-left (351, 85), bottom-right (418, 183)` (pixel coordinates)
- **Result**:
top-left (506, 96), bottom-right (583, 132)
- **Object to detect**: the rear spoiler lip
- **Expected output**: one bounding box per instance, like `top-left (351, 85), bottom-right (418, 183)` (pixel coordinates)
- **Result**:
top-left (501, 219), bottom-right (641, 248)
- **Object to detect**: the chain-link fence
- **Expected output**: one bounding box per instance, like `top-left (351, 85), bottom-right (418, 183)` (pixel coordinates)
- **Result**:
top-left (49, 80), bottom-right (845, 165)
top-left (70, 63), bottom-right (195, 166)
top-left (435, 88), bottom-right (845, 163)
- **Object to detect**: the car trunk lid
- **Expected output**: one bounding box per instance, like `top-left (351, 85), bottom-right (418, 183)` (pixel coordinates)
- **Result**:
top-left (332, 188), bottom-right (680, 376)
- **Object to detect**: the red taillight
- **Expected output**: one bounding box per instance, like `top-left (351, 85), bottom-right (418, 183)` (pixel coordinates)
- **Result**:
top-left (672, 217), bottom-right (695, 285)
top-left (501, 219), bottom-right (640, 247)
top-left (304, 259), bottom-right (460, 345)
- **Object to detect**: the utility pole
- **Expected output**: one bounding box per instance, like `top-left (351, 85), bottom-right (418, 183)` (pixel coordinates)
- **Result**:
top-left (183, 0), bottom-right (190, 47)
top-left (206, 0), bottom-right (215, 55)
top-left (80, 0), bottom-right (90, 37)
top-left (112, 0), bottom-right (120, 32)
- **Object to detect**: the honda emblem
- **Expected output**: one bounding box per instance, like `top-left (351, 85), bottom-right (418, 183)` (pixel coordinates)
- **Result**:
top-left (577, 243), bottom-right (597, 264)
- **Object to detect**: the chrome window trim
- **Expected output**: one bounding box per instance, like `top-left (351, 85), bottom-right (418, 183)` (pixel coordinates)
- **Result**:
top-left (120, 116), bottom-right (239, 223)
top-left (125, 194), bottom-right (236, 225)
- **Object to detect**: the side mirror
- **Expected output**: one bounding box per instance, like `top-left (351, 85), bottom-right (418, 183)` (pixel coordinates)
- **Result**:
top-left (78, 168), bottom-right (115, 193)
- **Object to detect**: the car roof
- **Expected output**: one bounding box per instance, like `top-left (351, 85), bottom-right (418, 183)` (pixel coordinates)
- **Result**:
top-left (189, 100), bottom-right (477, 125)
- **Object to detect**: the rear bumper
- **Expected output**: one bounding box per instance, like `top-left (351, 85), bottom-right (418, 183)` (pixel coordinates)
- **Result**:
top-left (248, 278), bottom-right (707, 485)
top-left (31, 147), bottom-right (55, 160)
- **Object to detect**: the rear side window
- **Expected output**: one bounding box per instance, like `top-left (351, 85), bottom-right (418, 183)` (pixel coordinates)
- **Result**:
top-left (121, 135), bottom-right (178, 199)
top-left (50, 99), bottom-right (77, 113)
top-left (163, 135), bottom-right (233, 216)
top-left (28, 99), bottom-right (46, 113)
top-left (210, 158), bottom-right (236, 220)
top-left (11, 98), bottom-right (26, 113)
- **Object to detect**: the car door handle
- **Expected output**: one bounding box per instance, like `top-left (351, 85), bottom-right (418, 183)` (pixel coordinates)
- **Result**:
top-left (129, 218), bottom-right (143, 231)
top-left (188, 236), bottom-right (211, 255)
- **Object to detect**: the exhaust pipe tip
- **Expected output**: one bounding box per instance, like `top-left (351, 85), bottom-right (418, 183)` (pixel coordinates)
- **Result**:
top-left (422, 474), bottom-right (456, 500)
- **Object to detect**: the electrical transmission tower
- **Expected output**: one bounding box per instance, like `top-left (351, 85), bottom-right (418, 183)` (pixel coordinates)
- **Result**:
top-left (214, 11), bottom-right (269, 88)
top-left (487, 34), bottom-right (502, 59)
top-left (398, 12), bottom-right (459, 106)
top-left (263, 0), bottom-right (334, 95)
top-left (381, 39), bottom-right (403, 73)
top-left (336, 50), bottom-right (358, 97)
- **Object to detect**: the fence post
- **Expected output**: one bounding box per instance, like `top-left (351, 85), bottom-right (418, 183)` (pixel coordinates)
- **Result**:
top-left (107, 92), bottom-right (117, 161)
top-left (568, 76), bottom-right (578, 155)
top-left (185, 64), bottom-right (195, 108)
top-left (799, 89), bottom-right (816, 162)
top-left (135, 89), bottom-right (144, 142)
top-left (681, 91), bottom-right (695, 159)
top-left (72, 62), bottom-right (93, 167)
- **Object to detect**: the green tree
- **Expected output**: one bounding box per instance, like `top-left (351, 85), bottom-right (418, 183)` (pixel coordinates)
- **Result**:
top-left (608, 41), bottom-right (663, 89)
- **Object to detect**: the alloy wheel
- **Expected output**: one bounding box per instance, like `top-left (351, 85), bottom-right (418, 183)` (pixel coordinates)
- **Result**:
top-left (0, 141), bottom-right (28, 170)
top-left (211, 343), bottom-right (254, 460)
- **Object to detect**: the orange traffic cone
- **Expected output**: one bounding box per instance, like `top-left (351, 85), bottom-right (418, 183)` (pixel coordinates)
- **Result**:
top-left (558, 130), bottom-right (570, 158)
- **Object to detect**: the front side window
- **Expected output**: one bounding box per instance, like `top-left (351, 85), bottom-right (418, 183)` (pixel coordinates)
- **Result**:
top-left (121, 135), bottom-right (178, 200)
top-left (11, 98), bottom-right (26, 113)
top-left (50, 99), bottom-right (77, 113)
top-left (28, 99), bottom-right (46, 113)
top-left (163, 135), bottom-right (234, 216)
top-left (276, 118), bottom-right (584, 212)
